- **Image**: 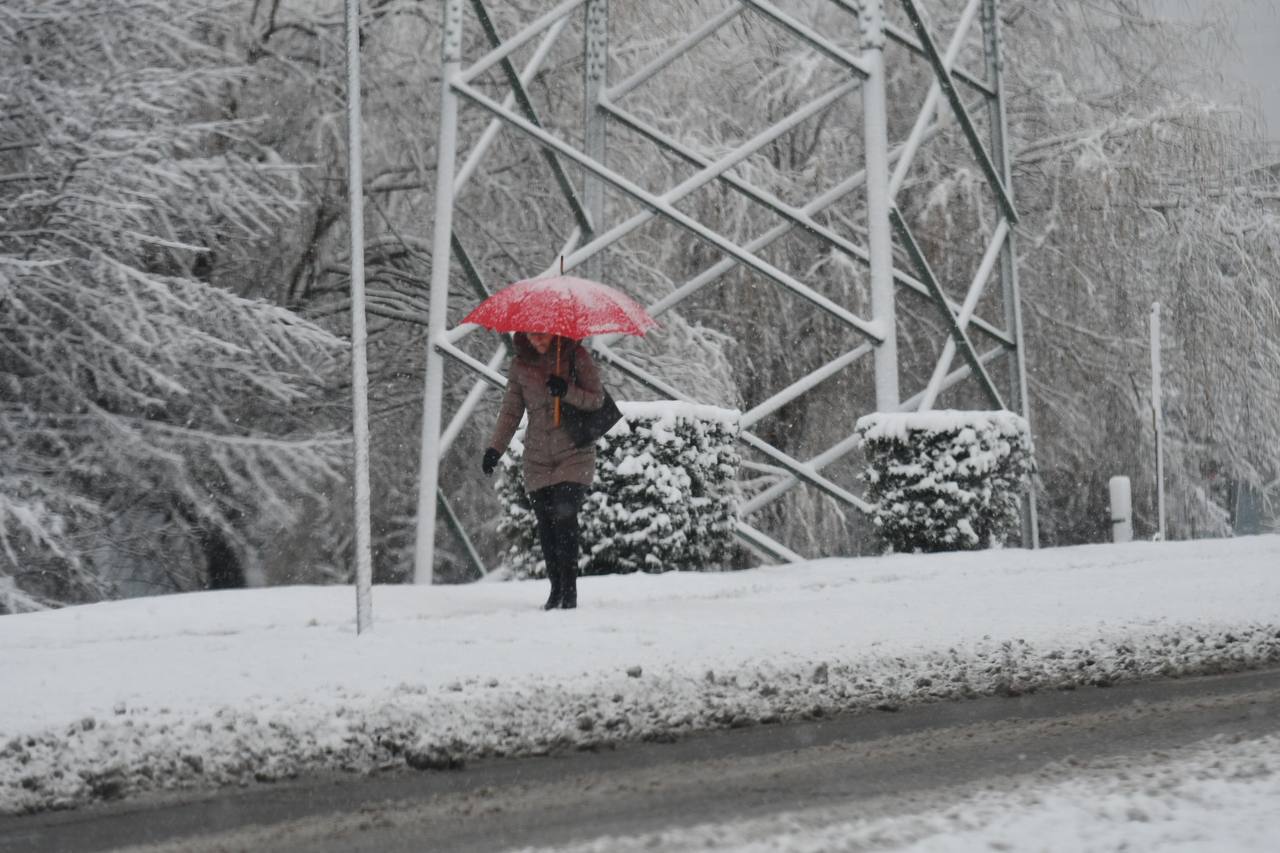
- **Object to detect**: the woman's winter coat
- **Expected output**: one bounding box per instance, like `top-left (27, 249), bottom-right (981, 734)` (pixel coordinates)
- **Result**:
top-left (488, 334), bottom-right (605, 492)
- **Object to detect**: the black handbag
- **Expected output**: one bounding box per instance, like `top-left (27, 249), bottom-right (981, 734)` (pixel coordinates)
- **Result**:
top-left (560, 352), bottom-right (624, 448)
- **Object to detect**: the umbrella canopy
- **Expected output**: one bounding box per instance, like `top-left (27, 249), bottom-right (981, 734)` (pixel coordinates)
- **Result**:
top-left (461, 275), bottom-right (657, 339)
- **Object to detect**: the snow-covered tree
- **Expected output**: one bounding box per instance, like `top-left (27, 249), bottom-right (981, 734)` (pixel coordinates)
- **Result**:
top-left (0, 0), bottom-right (348, 609)
top-left (239, 0), bottom-right (1278, 566)
top-left (994, 0), bottom-right (1280, 541)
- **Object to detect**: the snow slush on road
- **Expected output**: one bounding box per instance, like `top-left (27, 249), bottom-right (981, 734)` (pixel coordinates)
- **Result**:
top-left (2, 535), bottom-right (1279, 815)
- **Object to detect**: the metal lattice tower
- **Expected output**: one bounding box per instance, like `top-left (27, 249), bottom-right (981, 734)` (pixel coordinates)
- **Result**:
top-left (412, 0), bottom-right (1036, 582)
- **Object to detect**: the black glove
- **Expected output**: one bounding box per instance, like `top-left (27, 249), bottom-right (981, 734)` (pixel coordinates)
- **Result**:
top-left (482, 447), bottom-right (500, 476)
top-left (546, 375), bottom-right (568, 398)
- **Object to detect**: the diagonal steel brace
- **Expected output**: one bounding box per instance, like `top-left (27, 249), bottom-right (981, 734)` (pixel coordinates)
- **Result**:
top-left (889, 205), bottom-right (1005, 409)
top-left (471, 0), bottom-right (594, 236)
top-left (898, 0), bottom-right (1018, 223)
top-left (452, 79), bottom-right (885, 343)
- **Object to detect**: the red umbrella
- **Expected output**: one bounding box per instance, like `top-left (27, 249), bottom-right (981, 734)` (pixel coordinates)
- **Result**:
top-left (460, 274), bottom-right (657, 339)
top-left (461, 274), bottom-right (657, 425)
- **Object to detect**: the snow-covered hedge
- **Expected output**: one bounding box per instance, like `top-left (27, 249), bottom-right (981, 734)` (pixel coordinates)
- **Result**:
top-left (498, 402), bottom-right (740, 575)
top-left (856, 410), bottom-right (1033, 553)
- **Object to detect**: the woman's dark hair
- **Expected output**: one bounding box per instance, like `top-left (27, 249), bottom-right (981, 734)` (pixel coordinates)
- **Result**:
top-left (512, 332), bottom-right (577, 361)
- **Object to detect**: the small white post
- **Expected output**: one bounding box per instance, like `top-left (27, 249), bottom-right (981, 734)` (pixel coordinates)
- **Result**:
top-left (861, 0), bottom-right (899, 411)
top-left (1109, 476), bottom-right (1133, 543)
top-left (1150, 302), bottom-right (1166, 541)
top-left (344, 0), bottom-right (373, 633)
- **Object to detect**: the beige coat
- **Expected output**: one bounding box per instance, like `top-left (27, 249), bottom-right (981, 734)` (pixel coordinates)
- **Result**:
top-left (489, 334), bottom-right (605, 492)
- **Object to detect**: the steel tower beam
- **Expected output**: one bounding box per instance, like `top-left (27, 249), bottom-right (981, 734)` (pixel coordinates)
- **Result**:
top-left (413, 0), bottom-right (464, 585)
top-left (410, 0), bottom-right (1037, 581)
top-left (982, 0), bottom-right (1039, 547)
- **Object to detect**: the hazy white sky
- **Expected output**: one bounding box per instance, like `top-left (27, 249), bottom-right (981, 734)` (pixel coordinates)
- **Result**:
top-left (1153, 0), bottom-right (1280, 138)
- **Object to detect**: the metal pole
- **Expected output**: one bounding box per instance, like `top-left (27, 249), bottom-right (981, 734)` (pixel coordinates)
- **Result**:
top-left (413, 0), bottom-right (465, 585)
top-left (582, 0), bottom-right (608, 281)
top-left (344, 0), bottom-right (373, 632)
top-left (861, 0), bottom-right (899, 411)
top-left (982, 0), bottom-right (1038, 547)
top-left (1151, 301), bottom-right (1166, 540)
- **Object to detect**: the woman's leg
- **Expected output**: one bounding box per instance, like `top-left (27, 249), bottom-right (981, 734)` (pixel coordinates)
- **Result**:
top-left (529, 488), bottom-right (563, 609)
top-left (546, 483), bottom-right (586, 608)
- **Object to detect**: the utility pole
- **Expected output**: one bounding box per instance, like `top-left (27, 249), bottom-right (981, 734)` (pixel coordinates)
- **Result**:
top-left (413, 0), bottom-right (465, 584)
top-left (344, 0), bottom-right (373, 631)
top-left (861, 0), bottom-right (899, 412)
top-left (1151, 302), bottom-right (1166, 541)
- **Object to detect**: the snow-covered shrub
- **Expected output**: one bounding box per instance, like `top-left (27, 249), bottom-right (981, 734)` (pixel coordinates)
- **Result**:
top-left (856, 411), bottom-right (1033, 553)
top-left (497, 402), bottom-right (740, 576)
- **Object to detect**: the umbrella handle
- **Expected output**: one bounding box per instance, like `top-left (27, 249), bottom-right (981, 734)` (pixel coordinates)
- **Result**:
top-left (555, 258), bottom-right (564, 426)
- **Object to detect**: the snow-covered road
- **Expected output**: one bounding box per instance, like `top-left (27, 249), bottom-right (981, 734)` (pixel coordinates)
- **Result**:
top-left (516, 725), bottom-right (1280, 853)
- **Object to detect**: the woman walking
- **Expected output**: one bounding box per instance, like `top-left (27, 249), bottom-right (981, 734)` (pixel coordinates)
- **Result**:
top-left (483, 331), bottom-right (604, 609)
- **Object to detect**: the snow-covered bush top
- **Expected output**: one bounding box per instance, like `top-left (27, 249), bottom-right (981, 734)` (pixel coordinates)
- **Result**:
top-left (505, 401), bottom-right (739, 456)
top-left (855, 410), bottom-right (1029, 443)
top-left (499, 402), bottom-right (741, 576)
top-left (856, 410), bottom-right (1033, 554)
top-left (614, 401), bottom-right (741, 433)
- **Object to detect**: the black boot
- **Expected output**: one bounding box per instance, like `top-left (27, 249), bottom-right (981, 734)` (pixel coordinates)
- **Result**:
top-left (531, 482), bottom-right (583, 610)
top-left (559, 520), bottom-right (579, 609)
top-left (544, 568), bottom-right (562, 611)
top-left (560, 565), bottom-right (577, 609)
top-left (531, 489), bottom-right (562, 611)
top-left (543, 540), bottom-right (563, 610)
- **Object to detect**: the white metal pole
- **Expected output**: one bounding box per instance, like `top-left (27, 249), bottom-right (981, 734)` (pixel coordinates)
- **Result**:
top-left (982, 0), bottom-right (1038, 548)
top-left (344, 0), bottom-right (373, 632)
top-left (1151, 301), bottom-right (1166, 541)
top-left (413, 0), bottom-right (465, 585)
top-left (1109, 475), bottom-right (1133, 543)
top-left (582, 0), bottom-right (608, 282)
top-left (861, 0), bottom-right (899, 411)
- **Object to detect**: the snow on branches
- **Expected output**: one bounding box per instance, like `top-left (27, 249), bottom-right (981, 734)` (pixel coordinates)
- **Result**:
top-left (0, 0), bottom-right (346, 608)
top-left (856, 411), bottom-right (1033, 554)
top-left (497, 402), bottom-right (741, 576)
top-left (996, 1), bottom-right (1280, 541)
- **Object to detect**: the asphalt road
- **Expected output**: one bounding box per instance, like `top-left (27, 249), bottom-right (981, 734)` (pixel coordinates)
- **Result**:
top-left (4, 667), bottom-right (1279, 853)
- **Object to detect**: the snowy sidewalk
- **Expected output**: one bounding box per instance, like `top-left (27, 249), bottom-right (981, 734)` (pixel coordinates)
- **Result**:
top-left (2, 536), bottom-right (1279, 814)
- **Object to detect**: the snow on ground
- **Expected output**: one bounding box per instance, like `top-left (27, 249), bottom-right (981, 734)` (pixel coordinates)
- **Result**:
top-left (512, 732), bottom-right (1280, 852)
top-left (2, 536), bottom-right (1279, 814)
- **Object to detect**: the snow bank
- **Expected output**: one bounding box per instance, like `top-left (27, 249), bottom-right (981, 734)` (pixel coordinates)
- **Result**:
top-left (2, 536), bottom-right (1279, 814)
